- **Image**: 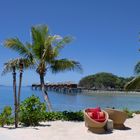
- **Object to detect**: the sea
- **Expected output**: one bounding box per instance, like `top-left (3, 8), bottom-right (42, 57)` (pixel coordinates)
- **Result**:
top-left (1, 86), bottom-right (140, 112)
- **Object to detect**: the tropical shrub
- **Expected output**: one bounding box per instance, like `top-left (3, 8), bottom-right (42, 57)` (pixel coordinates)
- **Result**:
top-left (5, 117), bottom-right (14, 125)
top-left (133, 110), bottom-right (140, 114)
top-left (62, 111), bottom-right (84, 121)
top-left (123, 108), bottom-right (133, 118)
top-left (20, 95), bottom-right (46, 126)
top-left (45, 112), bottom-right (64, 121)
top-left (45, 111), bottom-right (84, 121)
top-left (0, 106), bottom-right (12, 127)
top-left (123, 108), bottom-right (140, 118)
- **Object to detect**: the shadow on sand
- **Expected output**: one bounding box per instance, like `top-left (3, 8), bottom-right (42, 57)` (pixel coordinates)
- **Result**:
top-left (3, 123), bottom-right (51, 130)
top-left (113, 124), bottom-right (131, 130)
top-left (87, 125), bottom-right (131, 135)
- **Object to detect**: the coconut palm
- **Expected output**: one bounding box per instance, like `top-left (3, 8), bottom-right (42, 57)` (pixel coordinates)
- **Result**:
top-left (3, 24), bottom-right (82, 112)
top-left (2, 58), bottom-right (33, 127)
top-left (125, 62), bottom-right (140, 91)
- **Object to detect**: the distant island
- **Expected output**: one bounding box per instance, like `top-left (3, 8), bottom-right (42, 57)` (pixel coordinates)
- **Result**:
top-left (79, 72), bottom-right (134, 91)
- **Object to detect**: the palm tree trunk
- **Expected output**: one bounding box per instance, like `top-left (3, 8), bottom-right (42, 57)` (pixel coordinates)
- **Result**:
top-left (40, 73), bottom-right (52, 112)
top-left (18, 64), bottom-right (23, 108)
top-left (17, 72), bottom-right (22, 107)
top-left (17, 66), bottom-right (23, 124)
top-left (13, 66), bottom-right (18, 128)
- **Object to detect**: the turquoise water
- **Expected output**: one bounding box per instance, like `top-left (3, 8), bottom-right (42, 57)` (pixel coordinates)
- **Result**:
top-left (1, 86), bottom-right (140, 111)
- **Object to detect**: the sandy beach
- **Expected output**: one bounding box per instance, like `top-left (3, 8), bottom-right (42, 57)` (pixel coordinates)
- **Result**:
top-left (0, 114), bottom-right (140, 140)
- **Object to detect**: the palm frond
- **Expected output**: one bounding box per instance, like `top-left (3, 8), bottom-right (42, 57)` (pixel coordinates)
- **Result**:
top-left (32, 25), bottom-right (49, 43)
top-left (31, 25), bottom-right (49, 59)
top-left (125, 76), bottom-right (140, 91)
top-left (134, 61), bottom-right (140, 75)
top-left (3, 24), bottom-right (82, 78)
top-left (50, 59), bottom-right (82, 73)
top-left (41, 36), bottom-right (57, 62)
top-left (53, 36), bottom-right (73, 57)
top-left (4, 38), bottom-right (32, 59)
top-left (2, 58), bottom-right (35, 75)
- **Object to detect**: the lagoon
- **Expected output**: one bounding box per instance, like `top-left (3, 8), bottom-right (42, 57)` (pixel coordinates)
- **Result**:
top-left (1, 86), bottom-right (140, 111)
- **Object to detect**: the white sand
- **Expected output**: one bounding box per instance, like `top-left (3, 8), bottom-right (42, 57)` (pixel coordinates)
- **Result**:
top-left (0, 115), bottom-right (140, 140)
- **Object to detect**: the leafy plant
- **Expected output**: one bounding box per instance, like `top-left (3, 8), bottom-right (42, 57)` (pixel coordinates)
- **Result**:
top-left (123, 108), bottom-right (133, 118)
top-left (5, 117), bottom-right (14, 125)
top-left (45, 111), bottom-right (84, 121)
top-left (45, 112), bottom-right (63, 121)
top-left (0, 106), bottom-right (12, 127)
top-left (20, 95), bottom-right (46, 126)
top-left (62, 111), bottom-right (84, 121)
top-left (133, 110), bottom-right (140, 114)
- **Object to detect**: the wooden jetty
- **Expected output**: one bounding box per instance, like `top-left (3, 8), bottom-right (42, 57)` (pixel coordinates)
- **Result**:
top-left (32, 82), bottom-right (82, 94)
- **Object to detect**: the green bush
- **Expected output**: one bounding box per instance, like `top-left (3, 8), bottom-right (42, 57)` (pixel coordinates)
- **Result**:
top-left (45, 112), bottom-right (64, 121)
top-left (20, 95), bottom-right (46, 126)
top-left (0, 106), bottom-right (12, 127)
top-left (123, 108), bottom-right (133, 118)
top-left (45, 111), bottom-right (84, 121)
top-left (5, 117), bottom-right (14, 125)
top-left (62, 111), bottom-right (84, 121)
top-left (133, 110), bottom-right (140, 114)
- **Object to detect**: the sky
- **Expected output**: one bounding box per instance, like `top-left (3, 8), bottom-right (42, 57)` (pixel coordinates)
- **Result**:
top-left (0, 0), bottom-right (140, 85)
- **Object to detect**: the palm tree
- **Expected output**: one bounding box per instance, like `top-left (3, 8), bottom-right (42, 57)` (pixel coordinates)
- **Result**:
top-left (125, 62), bottom-right (140, 91)
top-left (2, 58), bottom-right (33, 127)
top-left (3, 24), bottom-right (82, 111)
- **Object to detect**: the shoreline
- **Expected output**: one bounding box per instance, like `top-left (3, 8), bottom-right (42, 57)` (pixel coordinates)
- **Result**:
top-left (81, 90), bottom-right (140, 96)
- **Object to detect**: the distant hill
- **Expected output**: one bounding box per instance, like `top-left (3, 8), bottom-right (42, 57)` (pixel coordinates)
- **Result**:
top-left (79, 72), bottom-right (133, 90)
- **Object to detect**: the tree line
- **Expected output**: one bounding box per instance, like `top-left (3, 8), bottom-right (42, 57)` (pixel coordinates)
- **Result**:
top-left (79, 72), bottom-right (133, 91)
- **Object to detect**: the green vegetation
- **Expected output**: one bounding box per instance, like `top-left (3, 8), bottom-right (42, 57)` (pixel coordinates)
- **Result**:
top-left (2, 61), bottom-right (24, 128)
top-left (19, 95), bottom-right (83, 126)
top-left (20, 95), bottom-right (46, 126)
top-left (123, 108), bottom-right (133, 118)
top-left (0, 106), bottom-right (13, 127)
top-left (45, 112), bottom-right (64, 121)
top-left (45, 111), bottom-right (83, 121)
top-left (125, 50), bottom-right (140, 91)
top-left (1, 96), bottom-right (140, 127)
top-left (125, 76), bottom-right (140, 91)
top-left (61, 111), bottom-right (83, 121)
top-left (122, 108), bottom-right (140, 118)
top-left (2, 24), bottom-right (82, 128)
top-left (0, 96), bottom-right (84, 127)
top-left (79, 72), bottom-right (133, 90)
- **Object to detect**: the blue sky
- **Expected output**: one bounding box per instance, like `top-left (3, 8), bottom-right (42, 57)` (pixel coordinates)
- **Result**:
top-left (0, 0), bottom-right (140, 85)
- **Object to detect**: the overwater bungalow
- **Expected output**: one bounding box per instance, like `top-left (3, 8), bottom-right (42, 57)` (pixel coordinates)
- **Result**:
top-left (32, 82), bottom-right (82, 93)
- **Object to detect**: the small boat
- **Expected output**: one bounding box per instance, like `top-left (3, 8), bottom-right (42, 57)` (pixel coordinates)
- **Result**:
top-left (83, 107), bottom-right (109, 133)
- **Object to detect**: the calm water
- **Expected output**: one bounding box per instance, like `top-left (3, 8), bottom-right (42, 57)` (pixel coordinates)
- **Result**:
top-left (1, 86), bottom-right (140, 111)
